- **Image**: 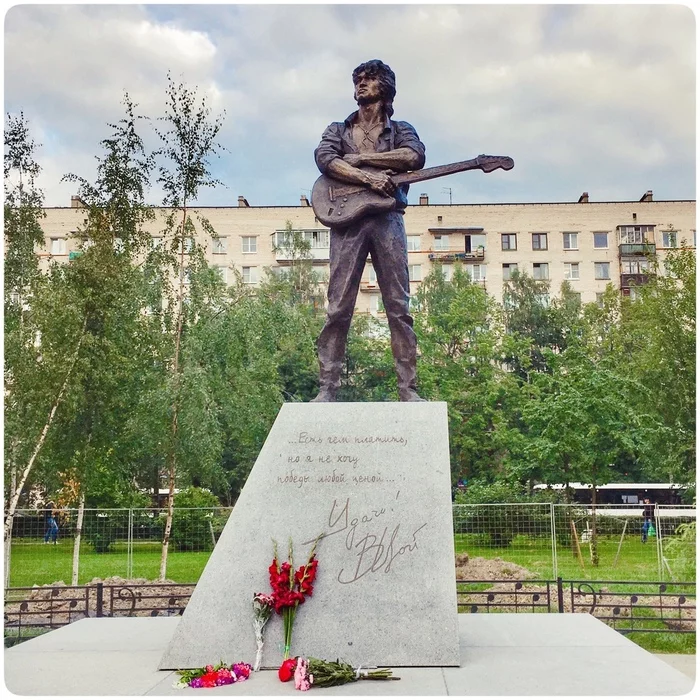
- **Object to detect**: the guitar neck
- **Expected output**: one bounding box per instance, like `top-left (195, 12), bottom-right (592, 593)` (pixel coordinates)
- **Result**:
top-left (392, 158), bottom-right (481, 186)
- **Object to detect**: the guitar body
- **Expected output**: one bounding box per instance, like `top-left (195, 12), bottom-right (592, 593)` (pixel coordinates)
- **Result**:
top-left (311, 168), bottom-right (396, 228)
top-left (311, 155), bottom-right (514, 228)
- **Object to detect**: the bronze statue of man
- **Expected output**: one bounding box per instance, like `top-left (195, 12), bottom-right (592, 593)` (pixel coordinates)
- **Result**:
top-left (312, 59), bottom-right (426, 402)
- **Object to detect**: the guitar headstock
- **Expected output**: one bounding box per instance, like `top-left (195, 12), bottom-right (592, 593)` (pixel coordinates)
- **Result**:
top-left (477, 155), bottom-right (515, 173)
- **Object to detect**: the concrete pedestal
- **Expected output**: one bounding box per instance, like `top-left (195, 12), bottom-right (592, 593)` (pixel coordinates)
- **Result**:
top-left (4, 614), bottom-right (694, 695)
top-left (160, 402), bottom-right (460, 669)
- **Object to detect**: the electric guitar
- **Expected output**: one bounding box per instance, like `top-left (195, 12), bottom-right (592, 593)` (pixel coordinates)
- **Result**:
top-left (311, 154), bottom-right (514, 227)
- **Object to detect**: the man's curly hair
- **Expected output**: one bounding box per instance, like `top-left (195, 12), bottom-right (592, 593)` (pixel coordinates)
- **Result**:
top-left (352, 59), bottom-right (396, 118)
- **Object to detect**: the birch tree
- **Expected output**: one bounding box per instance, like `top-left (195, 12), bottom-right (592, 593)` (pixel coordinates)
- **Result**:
top-left (153, 74), bottom-right (225, 580)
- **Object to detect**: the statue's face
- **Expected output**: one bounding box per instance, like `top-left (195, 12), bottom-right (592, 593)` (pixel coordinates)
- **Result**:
top-left (353, 71), bottom-right (382, 105)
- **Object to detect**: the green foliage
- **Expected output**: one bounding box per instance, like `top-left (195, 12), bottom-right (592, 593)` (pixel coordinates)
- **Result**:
top-left (170, 487), bottom-right (221, 551)
top-left (663, 517), bottom-right (696, 581)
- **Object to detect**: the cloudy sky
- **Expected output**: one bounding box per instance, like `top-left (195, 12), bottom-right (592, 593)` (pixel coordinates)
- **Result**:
top-left (4, 3), bottom-right (696, 208)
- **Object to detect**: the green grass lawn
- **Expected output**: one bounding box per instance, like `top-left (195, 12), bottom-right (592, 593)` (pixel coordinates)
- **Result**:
top-left (454, 533), bottom-right (666, 581)
top-left (8, 540), bottom-right (211, 587)
top-left (11, 534), bottom-right (678, 586)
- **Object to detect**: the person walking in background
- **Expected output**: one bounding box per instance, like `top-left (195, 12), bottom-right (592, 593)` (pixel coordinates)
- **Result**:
top-left (641, 497), bottom-right (654, 543)
top-left (43, 502), bottom-right (59, 544)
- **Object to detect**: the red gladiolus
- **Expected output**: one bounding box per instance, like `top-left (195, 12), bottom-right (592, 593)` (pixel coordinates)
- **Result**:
top-left (268, 536), bottom-right (323, 660)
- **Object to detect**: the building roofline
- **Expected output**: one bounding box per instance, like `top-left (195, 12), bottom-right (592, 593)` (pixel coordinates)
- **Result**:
top-left (42, 198), bottom-right (696, 211)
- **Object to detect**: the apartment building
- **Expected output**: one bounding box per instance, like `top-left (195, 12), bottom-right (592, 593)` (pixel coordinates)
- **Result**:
top-left (38, 190), bottom-right (696, 313)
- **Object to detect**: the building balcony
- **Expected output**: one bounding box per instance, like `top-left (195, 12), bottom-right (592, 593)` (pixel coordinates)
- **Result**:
top-left (274, 246), bottom-right (330, 264)
top-left (428, 249), bottom-right (485, 262)
top-left (360, 281), bottom-right (380, 292)
top-left (618, 243), bottom-right (656, 257)
top-left (620, 273), bottom-right (652, 287)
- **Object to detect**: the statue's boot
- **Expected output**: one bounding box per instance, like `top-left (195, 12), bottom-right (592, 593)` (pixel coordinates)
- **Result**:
top-left (310, 356), bottom-right (341, 402)
top-left (395, 358), bottom-right (427, 402)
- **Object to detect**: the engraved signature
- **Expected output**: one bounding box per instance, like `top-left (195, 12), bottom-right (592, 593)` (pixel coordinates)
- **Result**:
top-left (306, 497), bottom-right (428, 584)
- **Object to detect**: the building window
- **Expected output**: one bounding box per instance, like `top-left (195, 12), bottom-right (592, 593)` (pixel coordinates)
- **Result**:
top-left (570, 291), bottom-right (582, 303)
top-left (210, 236), bottom-right (227, 254)
top-left (151, 237), bottom-right (163, 250)
top-left (467, 264), bottom-right (487, 282)
top-left (621, 259), bottom-right (649, 274)
top-left (441, 264), bottom-right (453, 281)
top-left (409, 264), bottom-right (422, 282)
top-left (368, 264), bottom-right (377, 283)
top-left (563, 232), bottom-right (579, 250)
top-left (407, 235), bottom-right (421, 252)
top-left (433, 235), bottom-right (450, 251)
top-left (274, 229), bottom-right (330, 249)
top-left (502, 263), bottom-right (518, 280)
top-left (594, 262), bottom-right (610, 280)
top-left (531, 232), bottom-right (548, 250)
top-left (312, 265), bottom-right (328, 282)
top-left (241, 236), bottom-right (257, 253)
top-left (242, 266), bottom-right (258, 284)
top-left (532, 263), bottom-right (549, 280)
top-left (501, 233), bottom-right (517, 251)
top-left (692, 230), bottom-right (696, 247)
top-left (535, 293), bottom-right (550, 307)
top-left (595, 292), bottom-right (605, 308)
top-left (114, 237), bottom-right (124, 253)
top-left (661, 231), bottom-right (678, 248)
top-left (50, 238), bottom-right (66, 255)
top-left (617, 225), bottom-right (654, 245)
top-left (369, 294), bottom-right (384, 315)
top-left (564, 262), bottom-right (580, 280)
top-left (593, 232), bottom-right (609, 249)
top-left (215, 265), bottom-right (228, 284)
top-left (465, 233), bottom-right (486, 253)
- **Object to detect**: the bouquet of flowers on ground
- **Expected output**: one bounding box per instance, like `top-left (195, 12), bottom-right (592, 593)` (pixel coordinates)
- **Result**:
top-left (292, 656), bottom-right (400, 690)
top-left (252, 592), bottom-right (275, 672)
top-left (175, 662), bottom-right (252, 688)
top-left (269, 534), bottom-right (322, 660)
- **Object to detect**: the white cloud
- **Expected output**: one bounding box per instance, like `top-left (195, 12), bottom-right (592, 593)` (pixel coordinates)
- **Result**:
top-left (4, 3), bottom-right (695, 207)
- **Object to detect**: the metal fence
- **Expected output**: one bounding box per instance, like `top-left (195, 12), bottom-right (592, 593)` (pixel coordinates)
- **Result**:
top-left (457, 578), bottom-right (695, 635)
top-left (5, 577), bottom-right (694, 646)
top-left (451, 502), bottom-right (695, 581)
top-left (5, 503), bottom-right (695, 587)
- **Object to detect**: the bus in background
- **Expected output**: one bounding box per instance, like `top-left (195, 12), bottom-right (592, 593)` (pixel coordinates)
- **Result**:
top-left (533, 482), bottom-right (689, 505)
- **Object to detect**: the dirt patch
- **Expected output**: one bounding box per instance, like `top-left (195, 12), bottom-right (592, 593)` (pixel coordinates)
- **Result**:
top-left (455, 553), bottom-right (537, 581)
top-left (454, 554), bottom-right (695, 631)
top-left (5, 577), bottom-right (195, 630)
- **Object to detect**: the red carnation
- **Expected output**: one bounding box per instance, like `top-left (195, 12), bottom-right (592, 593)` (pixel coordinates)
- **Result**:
top-left (278, 657), bottom-right (296, 682)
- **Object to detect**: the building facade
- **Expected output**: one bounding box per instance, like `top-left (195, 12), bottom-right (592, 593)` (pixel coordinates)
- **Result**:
top-left (39, 190), bottom-right (696, 313)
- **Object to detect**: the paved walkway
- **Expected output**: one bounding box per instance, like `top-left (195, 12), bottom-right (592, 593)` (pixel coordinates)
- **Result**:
top-left (654, 654), bottom-right (696, 679)
top-left (5, 614), bottom-right (695, 695)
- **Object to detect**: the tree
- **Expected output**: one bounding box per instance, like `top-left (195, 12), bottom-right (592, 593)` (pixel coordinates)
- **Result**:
top-left (616, 246), bottom-right (695, 482)
top-left (501, 271), bottom-right (581, 377)
top-left (520, 346), bottom-right (655, 564)
top-left (3, 114), bottom-right (89, 571)
top-left (36, 96), bottom-right (156, 581)
top-left (153, 74), bottom-right (226, 580)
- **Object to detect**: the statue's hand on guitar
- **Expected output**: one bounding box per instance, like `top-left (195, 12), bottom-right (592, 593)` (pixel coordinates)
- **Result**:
top-left (364, 169), bottom-right (396, 198)
top-left (342, 154), bottom-right (396, 197)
